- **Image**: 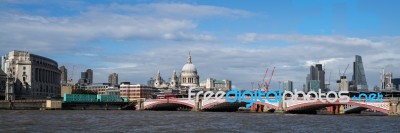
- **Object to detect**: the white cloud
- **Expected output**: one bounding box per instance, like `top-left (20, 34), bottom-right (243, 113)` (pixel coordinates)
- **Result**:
top-left (0, 3), bottom-right (252, 53)
top-left (237, 33), bottom-right (384, 47)
top-left (305, 58), bottom-right (344, 67)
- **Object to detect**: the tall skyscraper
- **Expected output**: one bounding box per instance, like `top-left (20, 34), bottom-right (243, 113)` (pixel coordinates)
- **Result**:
top-left (352, 55), bottom-right (368, 91)
top-left (59, 66), bottom-right (68, 84)
top-left (306, 64), bottom-right (325, 92)
top-left (108, 73), bottom-right (118, 86)
top-left (87, 69), bottom-right (93, 85)
top-left (78, 69), bottom-right (93, 85)
top-left (283, 80), bottom-right (293, 92)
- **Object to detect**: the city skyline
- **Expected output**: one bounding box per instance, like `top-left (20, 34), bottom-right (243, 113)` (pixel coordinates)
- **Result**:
top-left (1, 1), bottom-right (400, 90)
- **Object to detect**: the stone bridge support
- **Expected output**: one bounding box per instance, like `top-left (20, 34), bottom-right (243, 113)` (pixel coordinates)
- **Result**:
top-left (135, 99), bottom-right (144, 110)
top-left (328, 105), bottom-right (345, 115)
top-left (193, 99), bottom-right (201, 112)
top-left (389, 98), bottom-right (400, 116)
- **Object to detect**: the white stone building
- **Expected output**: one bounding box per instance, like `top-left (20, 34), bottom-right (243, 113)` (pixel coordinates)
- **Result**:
top-left (2, 50), bottom-right (61, 100)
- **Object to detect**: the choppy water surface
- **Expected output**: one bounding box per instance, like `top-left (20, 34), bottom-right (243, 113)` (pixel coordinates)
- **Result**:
top-left (0, 110), bottom-right (399, 133)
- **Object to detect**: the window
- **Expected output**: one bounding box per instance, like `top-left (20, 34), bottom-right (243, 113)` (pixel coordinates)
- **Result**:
top-left (23, 66), bottom-right (26, 70)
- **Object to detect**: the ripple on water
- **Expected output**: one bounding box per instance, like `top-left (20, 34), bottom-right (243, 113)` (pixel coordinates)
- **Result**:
top-left (0, 110), bottom-right (399, 132)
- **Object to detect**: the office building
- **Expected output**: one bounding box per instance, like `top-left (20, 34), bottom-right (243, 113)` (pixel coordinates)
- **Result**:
top-left (352, 55), bottom-right (368, 91)
top-left (120, 82), bottom-right (152, 100)
top-left (108, 73), bottom-right (118, 86)
top-left (78, 69), bottom-right (93, 86)
top-left (392, 78), bottom-right (400, 91)
top-left (2, 50), bottom-right (61, 100)
top-left (309, 80), bottom-right (320, 92)
top-left (59, 66), bottom-right (67, 84)
top-left (200, 78), bottom-right (232, 91)
top-left (283, 80), bottom-right (293, 92)
top-left (306, 64), bottom-right (325, 92)
top-left (0, 69), bottom-right (6, 100)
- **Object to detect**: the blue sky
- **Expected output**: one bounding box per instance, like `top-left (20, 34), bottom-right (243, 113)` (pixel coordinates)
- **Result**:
top-left (1, 0), bottom-right (400, 90)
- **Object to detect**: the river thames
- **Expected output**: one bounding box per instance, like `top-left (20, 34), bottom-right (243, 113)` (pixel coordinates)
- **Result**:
top-left (0, 110), bottom-right (399, 132)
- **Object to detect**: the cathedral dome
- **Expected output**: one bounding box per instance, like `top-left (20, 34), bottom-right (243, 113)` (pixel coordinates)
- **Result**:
top-left (180, 52), bottom-right (200, 88)
top-left (182, 63), bottom-right (197, 73)
top-left (181, 52), bottom-right (197, 73)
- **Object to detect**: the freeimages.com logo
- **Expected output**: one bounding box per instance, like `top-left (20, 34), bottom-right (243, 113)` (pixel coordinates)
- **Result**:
top-left (188, 88), bottom-right (383, 108)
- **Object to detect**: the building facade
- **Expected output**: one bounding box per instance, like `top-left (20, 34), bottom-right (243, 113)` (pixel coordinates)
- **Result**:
top-left (309, 80), bottom-right (320, 92)
top-left (59, 66), bottom-right (67, 85)
top-left (200, 78), bottom-right (231, 91)
top-left (306, 64), bottom-right (325, 92)
top-left (180, 52), bottom-right (200, 89)
top-left (352, 55), bottom-right (368, 91)
top-left (2, 50), bottom-right (61, 99)
top-left (120, 83), bottom-right (152, 100)
top-left (283, 80), bottom-right (293, 92)
top-left (383, 72), bottom-right (394, 90)
top-left (392, 78), bottom-right (400, 91)
top-left (80, 83), bottom-right (109, 95)
top-left (0, 69), bottom-right (6, 100)
top-left (78, 69), bottom-right (93, 86)
top-left (108, 73), bottom-right (118, 86)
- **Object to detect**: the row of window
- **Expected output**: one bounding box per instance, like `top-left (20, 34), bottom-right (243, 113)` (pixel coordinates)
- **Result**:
top-left (182, 77), bottom-right (198, 83)
top-left (34, 68), bottom-right (60, 84)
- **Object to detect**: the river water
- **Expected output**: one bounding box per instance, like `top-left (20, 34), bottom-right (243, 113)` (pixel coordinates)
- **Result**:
top-left (0, 110), bottom-right (399, 133)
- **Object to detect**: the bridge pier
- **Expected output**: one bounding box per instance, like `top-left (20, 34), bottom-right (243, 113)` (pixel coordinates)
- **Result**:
top-left (192, 99), bottom-right (201, 112)
top-left (274, 101), bottom-right (285, 113)
top-left (136, 100), bottom-right (144, 110)
top-left (250, 104), bottom-right (265, 112)
top-left (389, 98), bottom-right (400, 116)
top-left (327, 105), bottom-right (345, 115)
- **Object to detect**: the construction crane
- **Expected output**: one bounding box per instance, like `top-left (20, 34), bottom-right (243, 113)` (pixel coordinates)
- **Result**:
top-left (343, 64), bottom-right (350, 76)
top-left (261, 68), bottom-right (269, 88)
top-left (265, 67), bottom-right (276, 91)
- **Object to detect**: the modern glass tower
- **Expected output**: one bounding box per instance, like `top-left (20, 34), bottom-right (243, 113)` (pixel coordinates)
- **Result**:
top-left (352, 55), bottom-right (368, 90)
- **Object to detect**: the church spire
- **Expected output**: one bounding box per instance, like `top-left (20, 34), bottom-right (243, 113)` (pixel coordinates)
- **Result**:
top-left (187, 51), bottom-right (192, 64)
top-left (156, 70), bottom-right (161, 80)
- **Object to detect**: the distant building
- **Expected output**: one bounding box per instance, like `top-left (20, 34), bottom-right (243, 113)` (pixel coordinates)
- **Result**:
top-left (147, 78), bottom-right (155, 87)
top-left (59, 66), bottom-right (68, 85)
top-left (169, 70), bottom-right (179, 89)
top-left (120, 83), bottom-right (152, 100)
top-left (0, 69), bottom-right (6, 100)
top-left (80, 83), bottom-right (109, 95)
top-left (283, 80), bottom-right (293, 92)
top-left (105, 87), bottom-right (120, 95)
top-left (2, 50), bottom-right (61, 100)
top-left (383, 72), bottom-right (394, 90)
top-left (87, 69), bottom-right (93, 84)
top-left (61, 84), bottom-right (73, 97)
top-left (108, 73), bottom-right (118, 86)
top-left (392, 78), bottom-right (400, 91)
top-left (78, 69), bottom-right (93, 86)
top-left (200, 78), bottom-right (232, 91)
top-left (180, 52), bottom-right (200, 89)
top-left (337, 76), bottom-right (349, 92)
top-left (352, 55), bottom-right (368, 91)
top-left (306, 64), bottom-right (325, 92)
top-left (309, 80), bottom-right (320, 92)
top-left (154, 70), bottom-right (167, 88)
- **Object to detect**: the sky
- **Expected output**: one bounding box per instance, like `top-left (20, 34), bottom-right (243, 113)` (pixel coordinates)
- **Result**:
top-left (1, 0), bottom-right (400, 91)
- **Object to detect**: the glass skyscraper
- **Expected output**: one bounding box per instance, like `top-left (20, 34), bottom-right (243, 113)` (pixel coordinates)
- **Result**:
top-left (352, 55), bottom-right (368, 91)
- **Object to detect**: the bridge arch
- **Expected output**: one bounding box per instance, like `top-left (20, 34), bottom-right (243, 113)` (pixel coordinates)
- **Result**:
top-left (286, 101), bottom-right (390, 114)
top-left (144, 100), bottom-right (195, 110)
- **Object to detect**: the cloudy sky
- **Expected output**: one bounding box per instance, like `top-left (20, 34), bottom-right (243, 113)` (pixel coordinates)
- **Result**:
top-left (1, 0), bottom-right (399, 90)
